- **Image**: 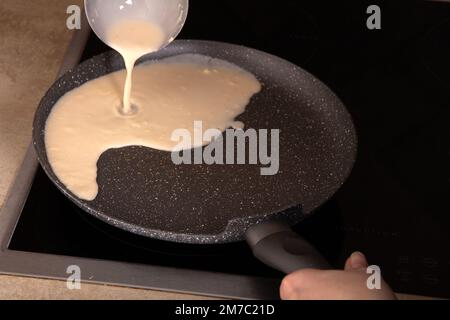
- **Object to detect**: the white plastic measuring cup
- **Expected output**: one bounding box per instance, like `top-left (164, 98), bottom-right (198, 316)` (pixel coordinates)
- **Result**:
top-left (84, 0), bottom-right (189, 52)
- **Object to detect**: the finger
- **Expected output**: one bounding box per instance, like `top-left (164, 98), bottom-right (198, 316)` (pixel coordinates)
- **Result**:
top-left (344, 251), bottom-right (368, 271)
top-left (280, 272), bottom-right (301, 300)
top-left (280, 269), bottom-right (315, 300)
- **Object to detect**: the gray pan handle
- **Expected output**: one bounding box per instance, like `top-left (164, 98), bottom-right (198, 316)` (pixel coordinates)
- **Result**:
top-left (245, 221), bottom-right (331, 274)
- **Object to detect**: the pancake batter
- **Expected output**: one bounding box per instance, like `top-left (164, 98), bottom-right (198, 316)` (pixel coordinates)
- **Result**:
top-left (107, 20), bottom-right (165, 114)
top-left (45, 54), bottom-right (261, 201)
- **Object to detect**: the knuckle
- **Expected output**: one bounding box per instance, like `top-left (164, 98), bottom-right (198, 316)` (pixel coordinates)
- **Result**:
top-left (280, 276), bottom-right (295, 299)
top-left (280, 270), bottom-right (309, 299)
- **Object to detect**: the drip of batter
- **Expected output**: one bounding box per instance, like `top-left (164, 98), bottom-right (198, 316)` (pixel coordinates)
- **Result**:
top-left (107, 20), bottom-right (165, 114)
top-left (45, 54), bottom-right (261, 201)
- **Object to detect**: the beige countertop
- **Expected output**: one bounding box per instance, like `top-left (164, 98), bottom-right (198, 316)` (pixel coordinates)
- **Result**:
top-left (0, 0), bottom-right (210, 300)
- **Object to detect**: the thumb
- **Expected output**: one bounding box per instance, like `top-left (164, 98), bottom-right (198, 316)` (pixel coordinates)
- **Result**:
top-left (344, 251), bottom-right (368, 271)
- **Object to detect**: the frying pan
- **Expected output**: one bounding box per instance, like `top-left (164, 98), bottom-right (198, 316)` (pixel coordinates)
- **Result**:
top-left (33, 40), bottom-right (357, 274)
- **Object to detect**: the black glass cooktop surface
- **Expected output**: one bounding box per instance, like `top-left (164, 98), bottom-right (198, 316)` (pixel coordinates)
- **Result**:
top-left (8, 0), bottom-right (450, 298)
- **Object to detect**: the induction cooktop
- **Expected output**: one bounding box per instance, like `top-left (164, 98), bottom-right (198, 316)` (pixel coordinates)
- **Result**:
top-left (0, 0), bottom-right (449, 299)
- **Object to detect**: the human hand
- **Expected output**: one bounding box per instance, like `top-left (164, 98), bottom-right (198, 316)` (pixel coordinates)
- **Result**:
top-left (280, 252), bottom-right (397, 300)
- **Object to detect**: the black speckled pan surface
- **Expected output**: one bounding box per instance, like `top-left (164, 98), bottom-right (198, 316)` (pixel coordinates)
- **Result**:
top-left (33, 40), bottom-right (357, 244)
